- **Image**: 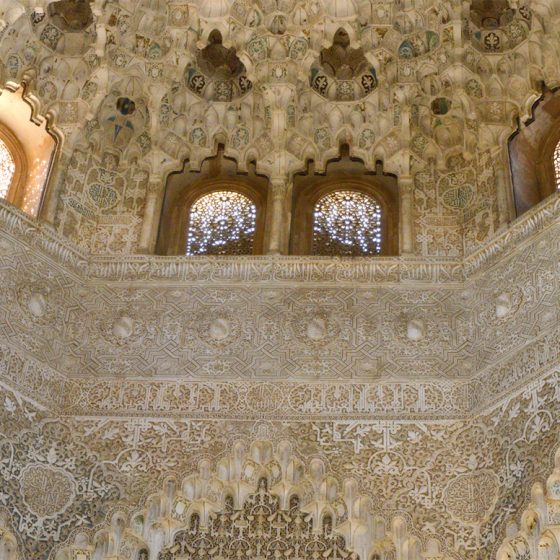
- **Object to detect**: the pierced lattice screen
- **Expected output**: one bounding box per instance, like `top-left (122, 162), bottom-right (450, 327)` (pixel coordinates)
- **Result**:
top-left (186, 191), bottom-right (256, 256)
top-left (0, 138), bottom-right (15, 200)
top-left (313, 190), bottom-right (382, 256)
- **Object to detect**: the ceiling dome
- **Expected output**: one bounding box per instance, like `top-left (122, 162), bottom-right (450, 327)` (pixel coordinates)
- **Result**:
top-left (323, 0), bottom-right (358, 18)
top-left (199, 0), bottom-right (230, 19)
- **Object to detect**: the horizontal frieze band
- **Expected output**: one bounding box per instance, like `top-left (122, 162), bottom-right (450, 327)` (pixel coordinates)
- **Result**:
top-left (0, 193), bottom-right (558, 285)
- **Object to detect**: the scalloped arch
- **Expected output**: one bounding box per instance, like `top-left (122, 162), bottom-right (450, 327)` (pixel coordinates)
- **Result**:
top-left (51, 438), bottom-right (455, 560)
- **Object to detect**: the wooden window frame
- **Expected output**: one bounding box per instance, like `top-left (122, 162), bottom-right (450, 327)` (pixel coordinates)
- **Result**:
top-left (509, 88), bottom-right (560, 216)
top-left (291, 167), bottom-right (399, 257)
top-left (156, 153), bottom-right (268, 256)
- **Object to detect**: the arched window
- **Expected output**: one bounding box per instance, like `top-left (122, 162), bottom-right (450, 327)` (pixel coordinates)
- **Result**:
top-left (290, 148), bottom-right (399, 256)
top-left (509, 88), bottom-right (560, 216)
top-left (0, 86), bottom-right (57, 217)
top-left (156, 148), bottom-right (268, 256)
top-left (0, 138), bottom-right (16, 199)
top-left (312, 190), bottom-right (382, 256)
top-left (186, 190), bottom-right (257, 255)
top-left (0, 124), bottom-right (28, 210)
top-left (554, 139), bottom-right (560, 189)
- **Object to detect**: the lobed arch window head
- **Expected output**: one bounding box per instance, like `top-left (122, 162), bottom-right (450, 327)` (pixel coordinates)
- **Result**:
top-left (157, 148), bottom-right (268, 256)
top-left (508, 88), bottom-right (560, 216)
top-left (186, 190), bottom-right (257, 256)
top-left (291, 148), bottom-right (399, 256)
top-left (0, 86), bottom-right (57, 218)
top-left (161, 148), bottom-right (396, 257)
top-left (313, 190), bottom-right (382, 256)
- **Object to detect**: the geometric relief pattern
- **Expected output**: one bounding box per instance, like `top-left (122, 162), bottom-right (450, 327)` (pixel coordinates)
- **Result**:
top-left (0, 280), bottom-right (504, 380)
top-left (0, 198), bottom-right (558, 398)
top-left (1, 0), bottom-right (560, 557)
top-left (0, 218), bottom-right (558, 387)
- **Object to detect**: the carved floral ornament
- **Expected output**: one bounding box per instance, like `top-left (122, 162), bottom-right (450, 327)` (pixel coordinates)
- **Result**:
top-left (496, 447), bottom-right (560, 560)
top-left (52, 440), bottom-right (455, 560)
top-left (186, 30), bottom-right (253, 101)
top-left (0, 2), bottom-right (560, 560)
top-left (311, 28), bottom-right (378, 101)
top-left (0, 0), bottom-right (555, 259)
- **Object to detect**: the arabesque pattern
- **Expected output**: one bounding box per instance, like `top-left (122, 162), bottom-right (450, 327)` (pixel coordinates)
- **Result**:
top-left (0, 0), bottom-right (560, 558)
top-left (0, 194), bottom-right (557, 559)
top-left (0, 0), bottom-right (558, 255)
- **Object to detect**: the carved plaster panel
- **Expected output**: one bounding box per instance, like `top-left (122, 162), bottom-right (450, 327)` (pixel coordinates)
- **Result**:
top-left (2, 0), bottom-right (560, 255)
top-left (0, 373), bottom-right (558, 559)
top-left (0, 1), bottom-right (560, 559)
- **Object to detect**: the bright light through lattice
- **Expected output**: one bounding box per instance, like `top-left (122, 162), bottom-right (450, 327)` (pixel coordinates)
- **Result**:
top-left (554, 140), bottom-right (560, 190)
top-left (313, 190), bottom-right (382, 256)
top-left (0, 138), bottom-right (15, 199)
top-left (186, 191), bottom-right (256, 255)
top-left (22, 156), bottom-right (51, 216)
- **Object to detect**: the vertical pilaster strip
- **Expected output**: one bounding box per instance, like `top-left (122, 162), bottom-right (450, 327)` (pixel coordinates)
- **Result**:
top-left (39, 148), bottom-right (70, 225)
top-left (399, 176), bottom-right (414, 255)
top-left (138, 180), bottom-right (161, 254)
top-left (265, 177), bottom-right (291, 255)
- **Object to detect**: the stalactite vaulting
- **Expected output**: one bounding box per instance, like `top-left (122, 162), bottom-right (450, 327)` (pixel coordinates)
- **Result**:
top-left (0, 0), bottom-right (559, 558)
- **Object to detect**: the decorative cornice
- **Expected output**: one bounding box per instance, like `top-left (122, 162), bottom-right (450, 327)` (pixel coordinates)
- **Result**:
top-left (0, 195), bottom-right (559, 420)
top-left (0, 203), bottom-right (88, 276)
top-left (1, 334), bottom-right (557, 421)
top-left (463, 193), bottom-right (560, 277)
top-left (0, 193), bottom-right (558, 285)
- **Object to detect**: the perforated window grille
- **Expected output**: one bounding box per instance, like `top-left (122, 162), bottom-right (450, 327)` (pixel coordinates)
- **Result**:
top-left (313, 190), bottom-right (382, 256)
top-left (0, 138), bottom-right (15, 199)
top-left (186, 191), bottom-right (256, 255)
top-left (554, 139), bottom-right (560, 190)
